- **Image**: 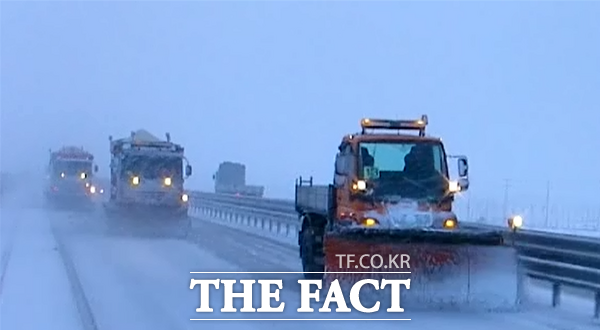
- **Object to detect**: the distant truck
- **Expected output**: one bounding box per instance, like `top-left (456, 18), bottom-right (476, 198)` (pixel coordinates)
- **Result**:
top-left (44, 146), bottom-right (99, 207)
top-left (213, 162), bottom-right (264, 197)
top-left (105, 129), bottom-right (192, 220)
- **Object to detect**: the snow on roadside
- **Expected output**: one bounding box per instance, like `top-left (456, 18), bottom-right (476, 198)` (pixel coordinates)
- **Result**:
top-left (0, 208), bottom-right (82, 330)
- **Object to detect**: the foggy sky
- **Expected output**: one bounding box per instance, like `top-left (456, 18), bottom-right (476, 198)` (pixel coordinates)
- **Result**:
top-left (1, 1), bottom-right (599, 210)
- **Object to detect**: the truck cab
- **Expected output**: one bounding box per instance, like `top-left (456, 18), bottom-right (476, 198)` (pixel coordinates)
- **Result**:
top-left (331, 116), bottom-right (470, 230)
top-left (45, 146), bottom-right (99, 206)
top-left (108, 130), bottom-right (192, 218)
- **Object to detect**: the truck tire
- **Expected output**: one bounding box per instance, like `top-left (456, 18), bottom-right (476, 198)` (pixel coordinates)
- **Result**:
top-left (301, 225), bottom-right (324, 280)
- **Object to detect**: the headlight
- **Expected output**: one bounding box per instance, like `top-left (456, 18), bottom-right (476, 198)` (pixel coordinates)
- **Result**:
top-left (448, 180), bottom-right (460, 193)
top-left (443, 218), bottom-right (457, 229)
top-left (508, 215), bottom-right (523, 230)
top-left (181, 193), bottom-right (189, 202)
top-left (164, 177), bottom-right (172, 186)
top-left (361, 217), bottom-right (378, 227)
top-left (357, 180), bottom-right (367, 190)
top-left (100, 189), bottom-right (104, 194)
top-left (132, 176), bottom-right (140, 185)
top-left (90, 186), bottom-right (96, 194)
top-left (80, 173), bottom-right (87, 179)
top-left (352, 180), bottom-right (367, 191)
top-left (60, 172), bottom-right (65, 178)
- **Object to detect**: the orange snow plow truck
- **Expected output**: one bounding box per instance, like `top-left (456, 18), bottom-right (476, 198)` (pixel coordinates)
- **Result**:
top-left (295, 116), bottom-right (521, 310)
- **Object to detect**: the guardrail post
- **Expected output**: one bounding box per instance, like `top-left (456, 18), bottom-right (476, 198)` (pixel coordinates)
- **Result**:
top-left (594, 291), bottom-right (599, 319)
top-left (551, 283), bottom-right (561, 307)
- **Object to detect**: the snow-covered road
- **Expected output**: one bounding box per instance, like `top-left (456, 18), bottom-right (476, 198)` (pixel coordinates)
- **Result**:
top-left (0, 207), bottom-right (83, 330)
top-left (1, 203), bottom-right (598, 330)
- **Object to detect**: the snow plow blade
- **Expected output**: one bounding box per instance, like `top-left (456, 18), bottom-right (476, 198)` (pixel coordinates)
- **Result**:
top-left (323, 229), bottom-right (522, 311)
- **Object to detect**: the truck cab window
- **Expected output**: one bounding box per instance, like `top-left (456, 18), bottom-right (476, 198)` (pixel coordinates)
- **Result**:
top-left (358, 141), bottom-right (447, 200)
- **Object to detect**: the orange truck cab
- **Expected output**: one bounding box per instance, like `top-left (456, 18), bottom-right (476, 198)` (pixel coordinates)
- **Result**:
top-left (295, 116), bottom-right (506, 280)
top-left (332, 116), bottom-right (469, 231)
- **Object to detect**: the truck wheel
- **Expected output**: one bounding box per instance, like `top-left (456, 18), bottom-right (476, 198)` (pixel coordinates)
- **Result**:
top-left (301, 226), bottom-right (324, 280)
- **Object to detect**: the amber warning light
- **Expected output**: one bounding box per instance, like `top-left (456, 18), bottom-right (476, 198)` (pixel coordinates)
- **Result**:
top-left (361, 116), bottom-right (427, 129)
top-left (189, 272), bottom-right (412, 321)
top-left (360, 116), bottom-right (428, 136)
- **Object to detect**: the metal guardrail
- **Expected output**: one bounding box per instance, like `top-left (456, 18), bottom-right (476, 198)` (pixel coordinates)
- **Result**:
top-left (190, 198), bottom-right (300, 241)
top-left (192, 191), bottom-right (295, 213)
top-left (190, 191), bottom-right (600, 319)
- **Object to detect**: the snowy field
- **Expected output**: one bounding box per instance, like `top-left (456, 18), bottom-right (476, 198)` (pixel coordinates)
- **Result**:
top-left (1, 190), bottom-right (599, 330)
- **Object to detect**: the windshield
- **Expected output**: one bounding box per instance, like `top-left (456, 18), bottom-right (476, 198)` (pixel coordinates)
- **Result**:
top-left (52, 160), bottom-right (92, 176)
top-left (358, 141), bottom-right (448, 200)
top-left (121, 155), bottom-right (183, 180)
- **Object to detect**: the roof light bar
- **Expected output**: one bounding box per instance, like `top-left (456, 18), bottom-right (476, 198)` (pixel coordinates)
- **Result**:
top-left (360, 115), bottom-right (428, 136)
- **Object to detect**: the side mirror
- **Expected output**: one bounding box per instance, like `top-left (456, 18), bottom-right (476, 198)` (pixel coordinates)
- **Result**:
top-left (454, 156), bottom-right (469, 192)
top-left (335, 154), bottom-right (346, 175)
top-left (185, 165), bottom-right (192, 177)
top-left (212, 174), bottom-right (216, 180)
top-left (94, 165), bottom-right (99, 173)
top-left (457, 156), bottom-right (468, 177)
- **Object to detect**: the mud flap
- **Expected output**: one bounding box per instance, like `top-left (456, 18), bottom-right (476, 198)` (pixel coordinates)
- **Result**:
top-left (323, 235), bottom-right (522, 312)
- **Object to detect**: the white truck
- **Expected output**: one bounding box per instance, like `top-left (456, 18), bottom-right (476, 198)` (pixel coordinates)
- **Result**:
top-left (104, 129), bottom-right (192, 222)
top-left (213, 161), bottom-right (264, 197)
